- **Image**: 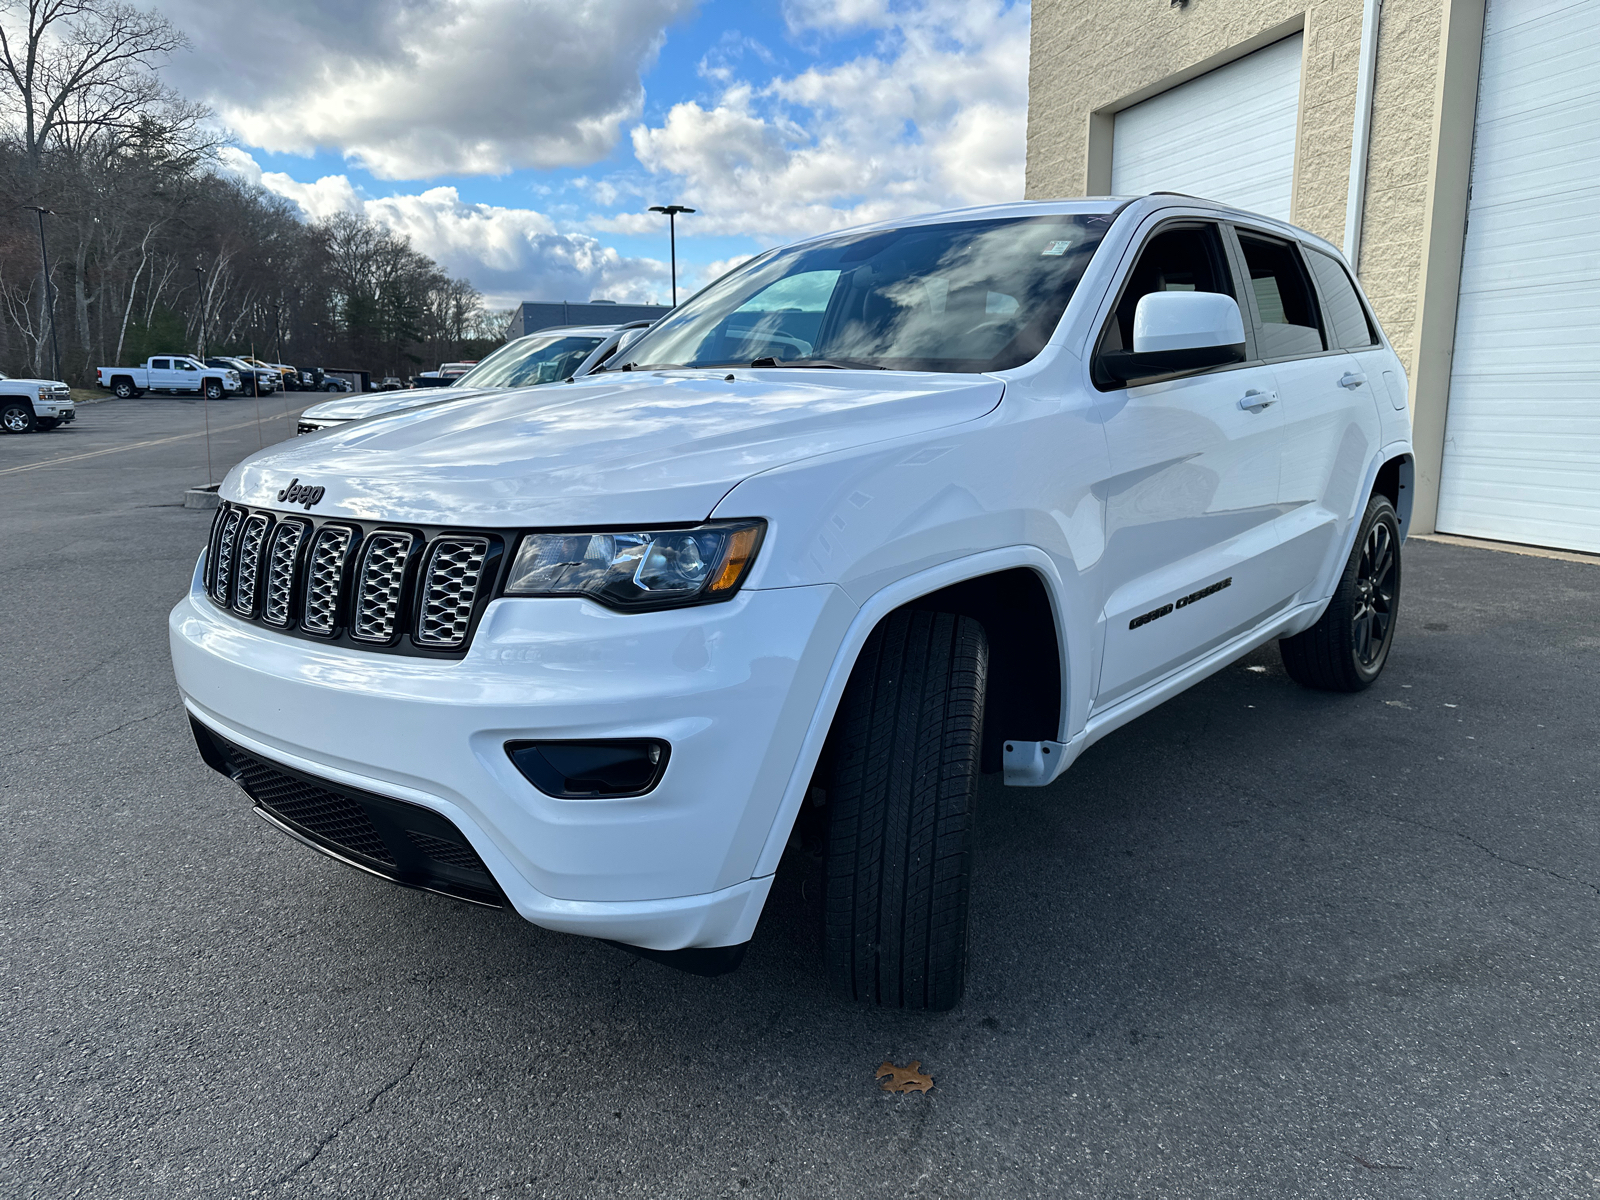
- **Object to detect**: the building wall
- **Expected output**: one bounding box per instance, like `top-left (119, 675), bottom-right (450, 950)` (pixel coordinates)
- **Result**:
top-left (1025, 0), bottom-right (1444, 373)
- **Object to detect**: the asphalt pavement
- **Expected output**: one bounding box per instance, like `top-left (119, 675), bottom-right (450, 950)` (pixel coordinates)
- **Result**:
top-left (2, 397), bottom-right (1597, 1199)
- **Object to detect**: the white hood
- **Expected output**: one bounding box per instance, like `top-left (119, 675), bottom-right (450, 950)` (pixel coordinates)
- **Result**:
top-left (230, 369), bottom-right (1004, 527)
top-left (299, 387), bottom-right (497, 423)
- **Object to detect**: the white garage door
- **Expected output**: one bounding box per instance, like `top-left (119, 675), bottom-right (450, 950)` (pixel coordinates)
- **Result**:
top-left (1111, 33), bottom-right (1303, 219)
top-left (1436, 0), bottom-right (1600, 553)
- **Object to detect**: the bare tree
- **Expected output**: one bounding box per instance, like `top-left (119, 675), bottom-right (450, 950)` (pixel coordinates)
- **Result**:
top-left (0, 0), bottom-right (193, 168)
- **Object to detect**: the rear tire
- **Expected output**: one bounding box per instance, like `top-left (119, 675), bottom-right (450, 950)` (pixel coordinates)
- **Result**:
top-left (823, 609), bottom-right (987, 1011)
top-left (1, 399), bottom-right (34, 433)
top-left (112, 378), bottom-right (135, 399)
top-left (1279, 494), bottom-right (1401, 691)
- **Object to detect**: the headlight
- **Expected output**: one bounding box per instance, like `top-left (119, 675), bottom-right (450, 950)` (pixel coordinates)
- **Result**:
top-left (503, 519), bottom-right (765, 610)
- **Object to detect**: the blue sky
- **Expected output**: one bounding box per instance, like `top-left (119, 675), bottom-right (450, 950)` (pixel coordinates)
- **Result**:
top-left (165, 0), bottom-right (1031, 308)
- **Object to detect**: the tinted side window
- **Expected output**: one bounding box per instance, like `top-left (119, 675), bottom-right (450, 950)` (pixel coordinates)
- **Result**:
top-left (151, 358), bottom-right (169, 369)
top-left (1099, 224), bottom-right (1235, 357)
top-left (1237, 233), bottom-right (1325, 359)
top-left (1305, 249), bottom-right (1377, 348)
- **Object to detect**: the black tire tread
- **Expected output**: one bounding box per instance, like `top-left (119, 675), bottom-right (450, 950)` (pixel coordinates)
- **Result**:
top-left (824, 610), bottom-right (986, 1011)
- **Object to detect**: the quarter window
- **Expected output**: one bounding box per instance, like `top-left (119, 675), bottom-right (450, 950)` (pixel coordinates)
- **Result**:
top-left (1305, 249), bottom-right (1378, 348)
top-left (1236, 232), bottom-right (1325, 359)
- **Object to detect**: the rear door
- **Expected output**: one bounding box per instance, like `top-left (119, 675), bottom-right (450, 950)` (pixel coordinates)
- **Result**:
top-left (1092, 219), bottom-right (1291, 711)
top-left (148, 358), bottom-right (172, 391)
top-left (1231, 227), bottom-right (1382, 602)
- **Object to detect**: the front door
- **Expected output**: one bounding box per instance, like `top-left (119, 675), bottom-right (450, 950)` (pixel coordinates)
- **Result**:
top-left (1093, 221), bottom-right (1290, 710)
top-left (172, 359), bottom-right (202, 392)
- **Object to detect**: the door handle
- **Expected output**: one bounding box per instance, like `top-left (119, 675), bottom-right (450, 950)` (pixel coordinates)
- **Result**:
top-left (1339, 371), bottom-right (1368, 389)
top-left (1238, 389), bottom-right (1276, 412)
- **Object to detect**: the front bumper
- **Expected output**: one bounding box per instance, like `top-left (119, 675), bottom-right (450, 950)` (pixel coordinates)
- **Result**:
top-left (171, 559), bottom-right (855, 949)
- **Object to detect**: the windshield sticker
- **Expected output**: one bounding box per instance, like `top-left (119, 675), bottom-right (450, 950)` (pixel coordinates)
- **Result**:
top-left (1041, 240), bottom-right (1074, 256)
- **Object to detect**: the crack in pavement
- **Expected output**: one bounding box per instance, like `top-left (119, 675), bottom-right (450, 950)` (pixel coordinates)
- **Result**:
top-left (1, 703), bottom-right (181, 759)
top-left (1345, 802), bottom-right (1600, 899)
top-left (276, 1037), bottom-right (428, 1186)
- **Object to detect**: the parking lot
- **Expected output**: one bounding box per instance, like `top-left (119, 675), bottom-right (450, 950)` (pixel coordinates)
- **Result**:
top-left (3, 397), bottom-right (1597, 1199)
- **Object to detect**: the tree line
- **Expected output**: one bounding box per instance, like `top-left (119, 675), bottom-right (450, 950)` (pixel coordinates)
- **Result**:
top-left (0, 0), bottom-right (506, 385)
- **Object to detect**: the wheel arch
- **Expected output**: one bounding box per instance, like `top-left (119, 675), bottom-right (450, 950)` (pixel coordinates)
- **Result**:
top-left (1372, 451), bottom-right (1414, 540)
top-left (749, 546), bottom-right (1077, 878)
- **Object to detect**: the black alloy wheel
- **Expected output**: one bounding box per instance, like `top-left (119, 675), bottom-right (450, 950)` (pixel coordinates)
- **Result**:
top-left (1352, 518), bottom-right (1398, 668)
top-left (1, 399), bottom-right (34, 433)
top-left (1279, 494), bottom-right (1402, 691)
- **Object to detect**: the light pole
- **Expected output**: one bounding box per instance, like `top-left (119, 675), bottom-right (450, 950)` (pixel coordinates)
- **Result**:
top-left (192, 264), bottom-right (207, 359)
top-left (22, 205), bottom-right (61, 381)
top-left (648, 204), bottom-right (695, 306)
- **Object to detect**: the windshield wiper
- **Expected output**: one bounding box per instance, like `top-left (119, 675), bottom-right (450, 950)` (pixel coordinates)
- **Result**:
top-left (749, 357), bottom-right (885, 370)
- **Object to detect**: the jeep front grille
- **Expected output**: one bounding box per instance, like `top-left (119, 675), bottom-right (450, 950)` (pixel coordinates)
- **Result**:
top-left (416, 536), bottom-right (490, 648)
top-left (352, 531), bottom-right (415, 642)
top-left (262, 520), bottom-right (307, 626)
top-left (302, 525), bottom-right (355, 635)
top-left (203, 502), bottom-right (501, 656)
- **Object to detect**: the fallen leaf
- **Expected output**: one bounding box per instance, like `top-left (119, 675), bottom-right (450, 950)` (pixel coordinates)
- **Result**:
top-left (876, 1060), bottom-right (933, 1094)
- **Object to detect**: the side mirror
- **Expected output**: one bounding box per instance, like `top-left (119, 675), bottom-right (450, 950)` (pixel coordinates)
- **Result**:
top-left (1101, 291), bottom-right (1246, 383)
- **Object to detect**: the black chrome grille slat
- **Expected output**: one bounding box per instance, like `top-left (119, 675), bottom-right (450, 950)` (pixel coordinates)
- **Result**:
top-left (210, 507), bottom-right (243, 605)
top-left (352, 531), bottom-right (415, 643)
top-left (231, 514), bottom-right (271, 615)
top-left (203, 503), bottom-right (497, 656)
top-left (262, 520), bottom-right (308, 626)
top-left (416, 536), bottom-right (490, 648)
top-left (302, 525), bottom-right (355, 635)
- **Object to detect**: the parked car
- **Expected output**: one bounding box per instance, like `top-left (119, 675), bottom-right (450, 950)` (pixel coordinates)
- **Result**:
top-left (413, 360), bottom-right (479, 388)
top-left (267, 363), bottom-right (302, 390)
top-left (293, 324), bottom-right (643, 434)
top-left (379, 376), bottom-right (403, 391)
top-left (0, 371), bottom-right (74, 433)
top-left (97, 356), bottom-right (240, 399)
top-left (174, 196), bottom-right (1412, 1009)
top-left (206, 358), bottom-right (276, 394)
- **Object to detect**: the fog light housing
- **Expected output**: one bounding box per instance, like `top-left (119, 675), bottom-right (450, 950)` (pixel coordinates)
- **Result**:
top-left (506, 739), bottom-right (670, 798)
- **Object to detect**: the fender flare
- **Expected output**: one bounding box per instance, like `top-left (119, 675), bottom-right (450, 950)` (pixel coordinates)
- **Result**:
top-left (1286, 439), bottom-right (1415, 637)
top-left (748, 544), bottom-right (1079, 878)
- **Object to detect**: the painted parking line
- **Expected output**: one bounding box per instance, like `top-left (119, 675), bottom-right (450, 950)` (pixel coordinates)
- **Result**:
top-left (0, 409), bottom-right (302, 477)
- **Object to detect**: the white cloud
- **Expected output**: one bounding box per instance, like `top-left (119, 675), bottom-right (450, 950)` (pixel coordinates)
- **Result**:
top-left (615, 0), bottom-right (1030, 244)
top-left (221, 151), bottom-right (667, 307)
top-left (169, 0), bottom-right (696, 179)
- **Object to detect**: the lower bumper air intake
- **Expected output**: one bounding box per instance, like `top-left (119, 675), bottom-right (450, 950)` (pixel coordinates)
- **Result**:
top-left (191, 715), bottom-right (507, 907)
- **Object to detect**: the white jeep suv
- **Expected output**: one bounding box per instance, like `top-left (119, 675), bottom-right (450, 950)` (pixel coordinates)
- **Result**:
top-left (172, 196), bottom-right (1412, 1009)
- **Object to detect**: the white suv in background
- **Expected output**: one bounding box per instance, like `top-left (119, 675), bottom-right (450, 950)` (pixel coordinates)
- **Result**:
top-left (173, 196), bottom-right (1412, 1009)
top-left (292, 323), bottom-right (649, 435)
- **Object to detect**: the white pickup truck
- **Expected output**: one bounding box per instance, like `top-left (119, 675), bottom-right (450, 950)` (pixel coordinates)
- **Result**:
top-left (97, 356), bottom-right (241, 400)
top-left (0, 372), bottom-right (75, 433)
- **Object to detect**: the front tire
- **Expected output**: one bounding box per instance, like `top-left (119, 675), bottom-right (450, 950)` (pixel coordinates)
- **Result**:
top-left (204, 380), bottom-right (224, 401)
top-left (1280, 494), bottom-right (1401, 691)
top-left (824, 610), bottom-right (987, 1011)
top-left (1, 400), bottom-right (34, 433)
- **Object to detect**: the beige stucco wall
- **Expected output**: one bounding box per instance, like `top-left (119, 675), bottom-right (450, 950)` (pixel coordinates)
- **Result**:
top-left (1025, 0), bottom-right (1444, 373)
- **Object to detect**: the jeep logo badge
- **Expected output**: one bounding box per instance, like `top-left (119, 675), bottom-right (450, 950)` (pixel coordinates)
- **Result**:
top-left (277, 478), bottom-right (325, 510)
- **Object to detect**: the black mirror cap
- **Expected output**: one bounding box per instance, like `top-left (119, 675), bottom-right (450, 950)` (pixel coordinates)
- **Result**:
top-left (1098, 341), bottom-right (1246, 385)
top-left (506, 739), bottom-right (671, 798)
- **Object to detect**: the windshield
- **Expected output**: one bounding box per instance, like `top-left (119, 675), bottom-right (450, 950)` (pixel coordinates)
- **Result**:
top-left (453, 335), bottom-right (604, 388)
top-left (612, 213), bottom-right (1112, 374)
